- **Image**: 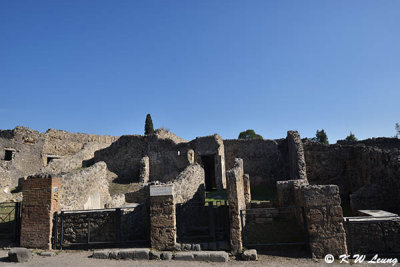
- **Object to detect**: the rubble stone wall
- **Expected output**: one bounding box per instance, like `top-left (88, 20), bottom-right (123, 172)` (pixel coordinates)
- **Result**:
top-left (60, 161), bottom-right (111, 211)
top-left (345, 218), bottom-right (400, 254)
top-left (304, 139), bottom-right (400, 214)
top-left (296, 185), bottom-right (347, 258)
top-left (224, 139), bottom-right (289, 186)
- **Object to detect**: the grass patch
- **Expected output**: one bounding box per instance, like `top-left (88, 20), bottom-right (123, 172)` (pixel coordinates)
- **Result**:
top-left (205, 190), bottom-right (227, 205)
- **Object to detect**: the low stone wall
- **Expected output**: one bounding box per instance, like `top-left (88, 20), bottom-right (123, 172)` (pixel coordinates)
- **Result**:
top-left (345, 218), bottom-right (400, 254)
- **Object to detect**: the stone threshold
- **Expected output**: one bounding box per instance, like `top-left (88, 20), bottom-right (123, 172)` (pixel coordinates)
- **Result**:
top-left (92, 248), bottom-right (229, 262)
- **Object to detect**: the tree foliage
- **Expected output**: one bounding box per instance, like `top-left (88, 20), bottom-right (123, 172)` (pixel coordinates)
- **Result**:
top-left (315, 129), bottom-right (329, 144)
top-left (145, 114), bottom-right (154, 135)
top-left (238, 129), bottom-right (263, 140)
top-left (396, 123), bottom-right (400, 138)
top-left (345, 132), bottom-right (357, 142)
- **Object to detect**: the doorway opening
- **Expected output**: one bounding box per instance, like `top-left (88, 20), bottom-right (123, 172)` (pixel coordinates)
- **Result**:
top-left (4, 149), bottom-right (14, 161)
top-left (201, 154), bottom-right (216, 191)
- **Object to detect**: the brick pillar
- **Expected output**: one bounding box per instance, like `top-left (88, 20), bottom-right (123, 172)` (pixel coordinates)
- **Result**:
top-left (243, 173), bottom-right (251, 208)
top-left (226, 158), bottom-right (246, 255)
top-left (20, 174), bottom-right (61, 249)
top-left (150, 185), bottom-right (176, 250)
top-left (298, 185), bottom-right (347, 258)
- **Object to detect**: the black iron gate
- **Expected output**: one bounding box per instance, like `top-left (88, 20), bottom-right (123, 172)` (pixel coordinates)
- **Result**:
top-left (0, 202), bottom-right (21, 245)
top-left (176, 201), bottom-right (229, 243)
top-left (240, 206), bottom-right (308, 250)
top-left (53, 206), bottom-right (148, 249)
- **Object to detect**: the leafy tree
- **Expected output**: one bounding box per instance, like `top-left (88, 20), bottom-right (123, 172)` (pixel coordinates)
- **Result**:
top-left (315, 129), bottom-right (329, 144)
top-left (145, 114), bottom-right (154, 135)
top-left (238, 129), bottom-right (263, 140)
top-left (345, 132), bottom-right (358, 142)
top-left (396, 123), bottom-right (400, 138)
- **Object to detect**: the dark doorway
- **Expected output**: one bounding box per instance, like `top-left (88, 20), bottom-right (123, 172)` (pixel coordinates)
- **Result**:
top-left (4, 150), bottom-right (14, 161)
top-left (201, 154), bottom-right (216, 191)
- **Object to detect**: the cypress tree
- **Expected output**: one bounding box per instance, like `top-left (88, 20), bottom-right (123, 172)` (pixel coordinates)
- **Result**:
top-left (145, 114), bottom-right (154, 135)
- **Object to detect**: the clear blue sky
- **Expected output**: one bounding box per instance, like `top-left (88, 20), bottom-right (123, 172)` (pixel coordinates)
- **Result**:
top-left (1, 1), bottom-right (399, 142)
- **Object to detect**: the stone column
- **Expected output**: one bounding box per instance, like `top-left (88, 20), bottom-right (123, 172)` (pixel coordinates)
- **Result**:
top-left (297, 185), bottom-right (347, 258)
top-left (287, 131), bottom-right (307, 180)
top-left (226, 158), bottom-right (246, 255)
top-left (20, 174), bottom-right (61, 249)
top-left (243, 174), bottom-right (251, 208)
top-left (139, 156), bottom-right (149, 183)
top-left (150, 185), bottom-right (176, 250)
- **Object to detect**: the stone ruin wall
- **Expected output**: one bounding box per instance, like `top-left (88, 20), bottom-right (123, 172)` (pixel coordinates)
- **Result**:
top-left (224, 138), bottom-right (289, 186)
top-left (0, 127), bottom-right (118, 202)
top-left (303, 138), bottom-right (400, 214)
top-left (59, 161), bottom-right (112, 211)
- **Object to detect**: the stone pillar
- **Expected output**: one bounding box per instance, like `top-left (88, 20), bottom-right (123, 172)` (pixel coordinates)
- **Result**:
top-left (297, 185), bottom-right (347, 258)
top-left (287, 131), bottom-right (307, 180)
top-left (150, 185), bottom-right (176, 250)
top-left (20, 174), bottom-right (61, 249)
top-left (243, 174), bottom-right (251, 208)
top-left (187, 149), bottom-right (195, 164)
top-left (226, 158), bottom-right (246, 255)
top-left (277, 179), bottom-right (309, 207)
top-left (139, 156), bottom-right (150, 183)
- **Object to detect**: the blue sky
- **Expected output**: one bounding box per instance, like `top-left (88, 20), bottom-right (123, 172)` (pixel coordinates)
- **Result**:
top-left (1, 1), bottom-right (399, 142)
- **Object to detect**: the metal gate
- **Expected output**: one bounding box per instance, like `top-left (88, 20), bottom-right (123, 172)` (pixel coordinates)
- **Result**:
top-left (53, 206), bottom-right (148, 249)
top-left (240, 206), bottom-right (308, 250)
top-left (0, 202), bottom-right (21, 245)
top-left (176, 201), bottom-right (229, 243)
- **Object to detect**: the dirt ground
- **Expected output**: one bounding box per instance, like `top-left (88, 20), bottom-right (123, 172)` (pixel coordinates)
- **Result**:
top-left (0, 250), bottom-right (397, 267)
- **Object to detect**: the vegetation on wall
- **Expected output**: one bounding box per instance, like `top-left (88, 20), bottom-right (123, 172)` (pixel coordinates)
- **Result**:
top-left (345, 132), bottom-right (358, 142)
top-left (238, 129), bottom-right (263, 140)
top-left (313, 129), bottom-right (329, 145)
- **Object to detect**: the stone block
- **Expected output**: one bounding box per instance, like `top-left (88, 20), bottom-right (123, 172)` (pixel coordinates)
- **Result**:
top-left (174, 252), bottom-right (194, 261)
top-left (109, 250), bottom-right (120, 259)
top-left (193, 252), bottom-right (210, 261)
top-left (134, 248), bottom-right (150, 260)
top-left (8, 248), bottom-right (32, 263)
top-left (92, 250), bottom-right (110, 259)
top-left (149, 250), bottom-right (161, 260)
top-left (193, 243), bottom-right (201, 251)
top-left (118, 249), bottom-right (135, 259)
top-left (242, 249), bottom-right (257, 261)
top-left (182, 243), bottom-right (192, 250)
top-left (209, 251), bottom-right (229, 262)
top-left (161, 252), bottom-right (173, 260)
top-left (40, 251), bottom-right (55, 257)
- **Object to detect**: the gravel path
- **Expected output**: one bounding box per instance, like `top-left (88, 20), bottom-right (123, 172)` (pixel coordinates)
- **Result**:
top-left (0, 250), bottom-right (396, 267)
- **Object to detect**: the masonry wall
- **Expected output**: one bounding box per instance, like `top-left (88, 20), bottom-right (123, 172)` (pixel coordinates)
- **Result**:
top-left (345, 218), bottom-right (400, 254)
top-left (304, 138), bottom-right (400, 214)
top-left (93, 133), bottom-right (191, 183)
top-left (224, 139), bottom-right (289, 186)
top-left (60, 161), bottom-right (111, 210)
